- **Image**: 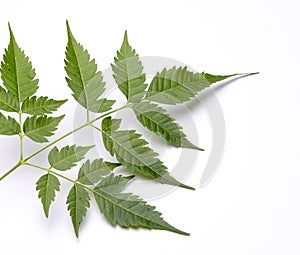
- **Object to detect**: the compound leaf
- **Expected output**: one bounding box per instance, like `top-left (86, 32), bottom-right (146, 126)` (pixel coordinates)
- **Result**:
top-left (0, 24), bottom-right (38, 106)
top-left (112, 31), bottom-right (147, 102)
top-left (146, 66), bottom-right (241, 104)
top-left (36, 173), bottom-right (60, 218)
top-left (48, 145), bottom-right (93, 171)
top-left (23, 115), bottom-right (64, 143)
top-left (22, 96), bottom-right (67, 115)
top-left (77, 159), bottom-right (121, 185)
top-left (131, 101), bottom-right (203, 150)
top-left (65, 21), bottom-right (111, 113)
top-left (0, 86), bottom-right (18, 112)
top-left (67, 184), bottom-right (90, 237)
top-left (94, 174), bottom-right (189, 235)
top-left (102, 125), bottom-right (194, 190)
top-left (0, 112), bottom-right (20, 135)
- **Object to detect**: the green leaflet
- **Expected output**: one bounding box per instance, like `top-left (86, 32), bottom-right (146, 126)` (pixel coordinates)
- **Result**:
top-left (23, 115), bottom-right (64, 143)
top-left (36, 173), bottom-right (60, 218)
top-left (103, 126), bottom-right (194, 190)
top-left (101, 117), bottom-right (121, 156)
top-left (22, 96), bottom-right (67, 115)
top-left (95, 174), bottom-right (134, 194)
top-left (65, 22), bottom-right (114, 113)
top-left (67, 184), bottom-right (90, 237)
top-left (48, 145), bottom-right (94, 171)
top-left (131, 101), bottom-right (203, 150)
top-left (77, 159), bottom-right (121, 185)
top-left (94, 174), bottom-right (189, 236)
top-left (0, 112), bottom-right (20, 135)
top-left (146, 66), bottom-right (242, 104)
top-left (0, 24), bottom-right (38, 106)
top-left (0, 86), bottom-right (18, 112)
top-left (112, 31), bottom-right (147, 102)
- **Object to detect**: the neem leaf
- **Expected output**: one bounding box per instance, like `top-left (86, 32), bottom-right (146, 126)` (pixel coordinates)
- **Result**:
top-left (94, 174), bottom-right (189, 236)
top-left (48, 145), bottom-right (94, 171)
top-left (36, 173), bottom-right (60, 218)
top-left (23, 115), bottom-right (64, 143)
top-left (0, 24), bottom-right (38, 105)
top-left (112, 31), bottom-right (147, 102)
top-left (77, 159), bottom-right (121, 185)
top-left (131, 101), bottom-right (203, 150)
top-left (104, 127), bottom-right (194, 190)
top-left (22, 96), bottom-right (67, 115)
top-left (67, 184), bottom-right (90, 237)
top-left (65, 21), bottom-right (111, 113)
top-left (146, 66), bottom-right (243, 104)
top-left (0, 112), bottom-right (20, 135)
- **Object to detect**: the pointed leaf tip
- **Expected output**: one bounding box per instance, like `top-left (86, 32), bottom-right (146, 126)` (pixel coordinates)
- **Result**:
top-left (193, 145), bottom-right (204, 151)
top-left (7, 22), bottom-right (15, 40)
top-left (66, 20), bottom-right (72, 38)
top-left (123, 30), bottom-right (128, 42)
top-left (180, 183), bottom-right (195, 191)
top-left (179, 230), bottom-right (190, 236)
top-left (246, 72), bottom-right (259, 76)
top-left (125, 175), bottom-right (135, 181)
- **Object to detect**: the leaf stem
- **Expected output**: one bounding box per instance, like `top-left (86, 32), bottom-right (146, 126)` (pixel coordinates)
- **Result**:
top-left (18, 112), bottom-right (23, 161)
top-left (24, 104), bottom-right (129, 162)
top-left (24, 120), bottom-right (90, 162)
top-left (87, 109), bottom-right (90, 123)
top-left (0, 104), bottom-right (130, 183)
top-left (24, 162), bottom-right (96, 194)
top-left (24, 162), bottom-right (77, 184)
top-left (24, 162), bottom-right (128, 215)
top-left (0, 161), bottom-right (22, 181)
top-left (90, 124), bottom-right (103, 133)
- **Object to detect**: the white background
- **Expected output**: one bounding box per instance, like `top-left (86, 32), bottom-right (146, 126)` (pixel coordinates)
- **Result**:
top-left (0, 0), bottom-right (299, 254)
